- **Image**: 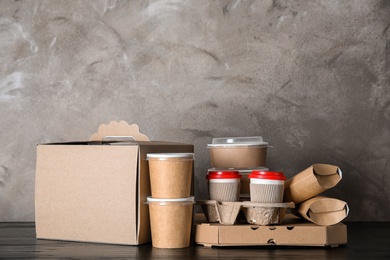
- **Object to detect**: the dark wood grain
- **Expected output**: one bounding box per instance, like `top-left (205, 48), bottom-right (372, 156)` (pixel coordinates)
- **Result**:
top-left (0, 222), bottom-right (389, 259)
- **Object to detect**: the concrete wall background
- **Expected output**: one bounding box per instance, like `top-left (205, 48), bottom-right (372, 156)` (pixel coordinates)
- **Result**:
top-left (0, 0), bottom-right (389, 221)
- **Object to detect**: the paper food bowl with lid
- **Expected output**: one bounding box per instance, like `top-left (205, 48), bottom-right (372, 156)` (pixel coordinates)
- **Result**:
top-left (207, 136), bottom-right (269, 168)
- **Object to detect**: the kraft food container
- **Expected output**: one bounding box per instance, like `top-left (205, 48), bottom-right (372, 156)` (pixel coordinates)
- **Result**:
top-left (146, 153), bottom-right (194, 198)
top-left (207, 170), bottom-right (241, 202)
top-left (207, 136), bottom-right (268, 168)
top-left (146, 196), bottom-right (194, 248)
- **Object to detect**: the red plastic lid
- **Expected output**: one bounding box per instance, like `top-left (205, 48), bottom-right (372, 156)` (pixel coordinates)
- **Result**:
top-left (248, 171), bottom-right (286, 180)
top-left (206, 170), bottom-right (241, 179)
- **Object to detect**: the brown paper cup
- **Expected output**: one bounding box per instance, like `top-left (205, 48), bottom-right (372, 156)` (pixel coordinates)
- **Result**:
top-left (208, 179), bottom-right (240, 202)
top-left (147, 153), bottom-right (194, 198)
top-left (146, 197), bottom-right (194, 248)
top-left (283, 164), bottom-right (342, 204)
top-left (250, 180), bottom-right (284, 203)
top-left (295, 196), bottom-right (349, 226)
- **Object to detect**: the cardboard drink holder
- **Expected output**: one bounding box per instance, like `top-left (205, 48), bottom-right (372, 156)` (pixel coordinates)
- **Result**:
top-left (35, 121), bottom-right (194, 245)
top-left (198, 200), bottom-right (294, 225)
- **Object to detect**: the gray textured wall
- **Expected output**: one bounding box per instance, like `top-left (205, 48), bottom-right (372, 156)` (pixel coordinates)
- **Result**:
top-left (0, 0), bottom-right (389, 221)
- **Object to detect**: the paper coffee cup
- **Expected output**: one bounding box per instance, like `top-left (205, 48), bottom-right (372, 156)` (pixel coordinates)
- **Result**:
top-left (207, 170), bottom-right (241, 202)
top-left (249, 171), bottom-right (285, 203)
top-left (146, 196), bottom-right (194, 248)
top-left (238, 167), bottom-right (269, 196)
top-left (147, 153), bottom-right (194, 198)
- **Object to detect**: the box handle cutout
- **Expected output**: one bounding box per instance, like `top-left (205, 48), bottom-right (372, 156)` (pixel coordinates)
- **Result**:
top-left (286, 226), bottom-right (294, 230)
top-left (102, 136), bottom-right (136, 142)
top-left (250, 226), bottom-right (259, 231)
top-left (269, 226), bottom-right (277, 230)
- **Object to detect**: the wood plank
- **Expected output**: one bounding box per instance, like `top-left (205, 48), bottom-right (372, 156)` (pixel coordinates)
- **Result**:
top-left (0, 222), bottom-right (389, 259)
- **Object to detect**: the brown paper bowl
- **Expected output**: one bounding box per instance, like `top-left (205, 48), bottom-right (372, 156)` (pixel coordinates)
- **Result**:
top-left (208, 146), bottom-right (267, 168)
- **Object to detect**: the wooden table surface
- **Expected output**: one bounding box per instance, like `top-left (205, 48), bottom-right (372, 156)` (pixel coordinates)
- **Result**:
top-left (1, 222), bottom-right (389, 259)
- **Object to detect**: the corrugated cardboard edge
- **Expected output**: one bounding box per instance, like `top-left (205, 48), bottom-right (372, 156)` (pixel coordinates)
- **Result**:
top-left (89, 121), bottom-right (150, 141)
top-left (194, 223), bottom-right (220, 247)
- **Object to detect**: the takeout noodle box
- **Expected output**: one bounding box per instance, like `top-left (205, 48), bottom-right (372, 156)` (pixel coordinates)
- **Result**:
top-left (35, 121), bottom-right (194, 245)
top-left (207, 136), bottom-right (268, 168)
top-left (283, 164), bottom-right (342, 204)
top-left (293, 196), bottom-right (349, 226)
top-left (194, 213), bottom-right (347, 247)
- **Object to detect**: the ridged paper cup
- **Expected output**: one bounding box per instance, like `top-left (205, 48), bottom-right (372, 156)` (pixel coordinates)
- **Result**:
top-left (207, 170), bottom-right (241, 202)
top-left (238, 167), bottom-right (269, 196)
top-left (249, 171), bottom-right (286, 203)
top-left (146, 196), bottom-right (194, 248)
top-left (147, 153), bottom-right (194, 198)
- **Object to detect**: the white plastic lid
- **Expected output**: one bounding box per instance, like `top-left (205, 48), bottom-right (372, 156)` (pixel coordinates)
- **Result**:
top-left (207, 136), bottom-right (268, 147)
top-left (146, 153), bottom-right (195, 160)
top-left (207, 167), bottom-right (269, 173)
top-left (146, 196), bottom-right (195, 203)
top-left (237, 167), bottom-right (269, 174)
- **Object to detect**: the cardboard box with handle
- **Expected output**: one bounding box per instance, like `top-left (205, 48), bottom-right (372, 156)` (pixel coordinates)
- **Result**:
top-left (35, 121), bottom-right (193, 245)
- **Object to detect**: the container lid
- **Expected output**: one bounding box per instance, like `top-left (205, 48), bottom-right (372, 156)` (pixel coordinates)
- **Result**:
top-left (146, 196), bottom-right (195, 203)
top-left (208, 167), bottom-right (269, 174)
top-left (237, 167), bottom-right (269, 174)
top-left (248, 170), bottom-right (286, 180)
top-left (206, 170), bottom-right (241, 179)
top-left (146, 153), bottom-right (195, 160)
top-left (207, 136), bottom-right (268, 147)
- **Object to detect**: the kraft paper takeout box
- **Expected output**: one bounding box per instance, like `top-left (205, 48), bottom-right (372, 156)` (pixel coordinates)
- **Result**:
top-left (194, 213), bottom-right (347, 247)
top-left (293, 196), bottom-right (349, 226)
top-left (35, 121), bottom-right (194, 245)
top-left (283, 164), bottom-right (342, 204)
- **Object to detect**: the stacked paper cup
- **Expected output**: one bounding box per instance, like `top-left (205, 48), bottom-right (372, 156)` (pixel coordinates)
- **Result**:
top-left (146, 153), bottom-right (195, 249)
top-left (207, 137), bottom-right (269, 201)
